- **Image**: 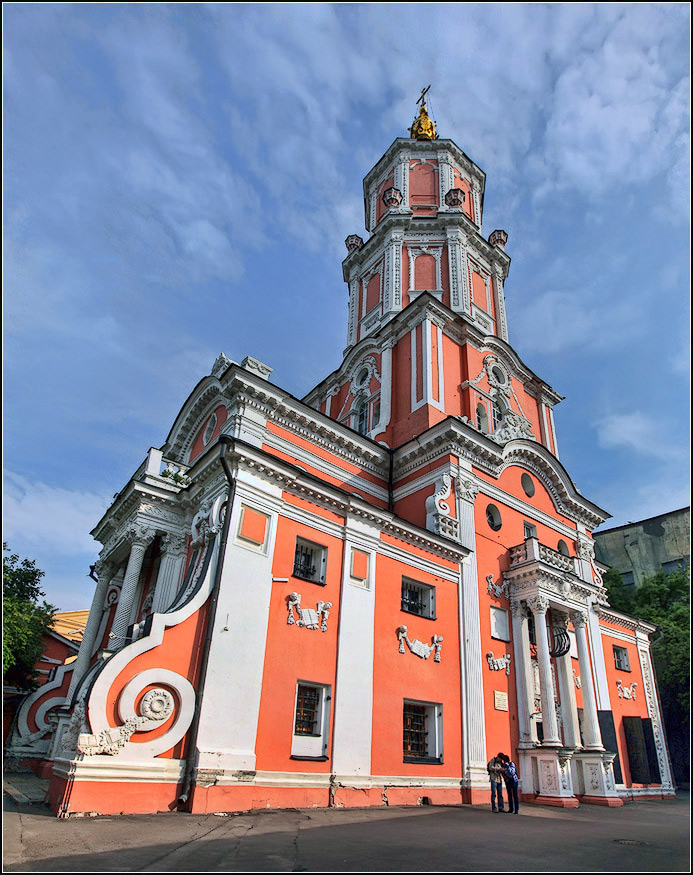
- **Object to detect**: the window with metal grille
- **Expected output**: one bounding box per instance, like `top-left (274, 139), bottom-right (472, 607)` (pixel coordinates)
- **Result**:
top-left (403, 700), bottom-right (443, 763)
top-left (403, 703), bottom-right (428, 758)
top-left (292, 538), bottom-right (326, 584)
top-left (613, 645), bottom-right (631, 672)
top-left (295, 685), bottom-right (320, 735)
top-left (401, 578), bottom-right (435, 619)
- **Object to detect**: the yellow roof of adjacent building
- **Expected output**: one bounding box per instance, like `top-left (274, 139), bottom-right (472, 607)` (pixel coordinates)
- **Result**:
top-left (51, 610), bottom-right (90, 642)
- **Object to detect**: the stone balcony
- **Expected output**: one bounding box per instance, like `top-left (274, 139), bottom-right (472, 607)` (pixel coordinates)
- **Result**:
top-left (509, 538), bottom-right (581, 577)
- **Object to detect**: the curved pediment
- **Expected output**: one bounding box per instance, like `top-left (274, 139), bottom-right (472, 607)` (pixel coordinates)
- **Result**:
top-left (162, 376), bottom-right (226, 464)
top-left (500, 439), bottom-right (609, 528)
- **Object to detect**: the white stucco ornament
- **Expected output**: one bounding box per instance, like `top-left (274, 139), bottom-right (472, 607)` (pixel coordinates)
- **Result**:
top-left (397, 626), bottom-right (443, 661)
top-left (616, 680), bottom-right (638, 700)
top-left (486, 574), bottom-right (510, 599)
top-left (486, 650), bottom-right (512, 676)
top-left (286, 593), bottom-right (332, 632)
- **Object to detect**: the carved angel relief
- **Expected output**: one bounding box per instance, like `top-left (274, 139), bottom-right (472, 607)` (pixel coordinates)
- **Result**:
top-left (616, 680), bottom-right (638, 700)
top-left (486, 651), bottom-right (512, 675)
top-left (486, 574), bottom-right (510, 599)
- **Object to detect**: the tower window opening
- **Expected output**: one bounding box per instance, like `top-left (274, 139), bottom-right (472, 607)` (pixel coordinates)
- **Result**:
top-left (491, 399), bottom-right (502, 430)
top-left (476, 402), bottom-right (489, 434)
top-left (356, 399), bottom-right (369, 435)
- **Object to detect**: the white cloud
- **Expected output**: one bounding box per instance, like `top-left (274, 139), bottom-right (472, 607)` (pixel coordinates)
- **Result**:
top-left (3, 471), bottom-right (109, 556)
top-left (594, 411), bottom-right (687, 463)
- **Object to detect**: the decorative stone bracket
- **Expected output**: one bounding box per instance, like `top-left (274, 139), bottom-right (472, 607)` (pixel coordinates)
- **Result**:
top-left (486, 574), bottom-right (509, 599)
top-left (397, 626), bottom-right (443, 662)
top-left (286, 593), bottom-right (332, 632)
top-left (486, 650), bottom-right (512, 676)
top-left (616, 680), bottom-right (637, 700)
top-left (425, 473), bottom-right (459, 541)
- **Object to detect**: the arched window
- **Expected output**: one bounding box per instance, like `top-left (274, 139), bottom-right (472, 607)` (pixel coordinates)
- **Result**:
top-left (476, 402), bottom-right (489, 434)
top-left (557, 540), bottom-right (570, 557)
top-left (491, 399), bottom-right (502, 430)
top-left (356, 398), bottom-right (369, 435)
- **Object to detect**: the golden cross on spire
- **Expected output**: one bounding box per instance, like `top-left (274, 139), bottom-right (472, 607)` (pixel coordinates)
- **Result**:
top-left (409, 85), bottom-right (437, 140)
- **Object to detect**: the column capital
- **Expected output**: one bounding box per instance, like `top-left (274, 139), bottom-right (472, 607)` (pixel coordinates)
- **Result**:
top-left (570, 609), bottom-right (588, 629)
top-left (125, 522), bottom-right (157, 549)
top-left (509, 598), bottom-right (525, 618)
top-left (527, 595), bottom-right (549, 616)
top-left (160, 532), bottom-right (187, 558)
top-left (456, 476), bottom-right (480, 504)
top-left (93, 559), bottom-right (115, 582)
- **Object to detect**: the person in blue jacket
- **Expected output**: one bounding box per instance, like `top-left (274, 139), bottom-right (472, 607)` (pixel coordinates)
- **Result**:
top-left (499, 753), bottom-right (520, 814)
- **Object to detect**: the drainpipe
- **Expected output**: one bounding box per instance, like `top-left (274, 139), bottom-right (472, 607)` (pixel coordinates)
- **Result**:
top-left (388, 447), bottom-right (394, 514)
top-left (178, 435), bottom-right (236, 808)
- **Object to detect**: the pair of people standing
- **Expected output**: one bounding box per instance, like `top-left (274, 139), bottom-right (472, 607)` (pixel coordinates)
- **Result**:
top-left (486, 752), bottom-right (520, 814)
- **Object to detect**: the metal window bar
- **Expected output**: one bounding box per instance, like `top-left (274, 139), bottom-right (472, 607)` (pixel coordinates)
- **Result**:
top-left (295, 685), bottom-right (320, 735)
top-left (403, 704), bottom-right (428, 757)
top-left (401, 582), bottom-right (425, 615)
top-left (293, 544), bottom-right (317, 581)
top-left (548, 624), bottom-right (571, 658)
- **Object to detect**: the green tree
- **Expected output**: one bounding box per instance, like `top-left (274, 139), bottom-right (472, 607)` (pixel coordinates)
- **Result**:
top-left (3, 543), bottom-right (57, 690)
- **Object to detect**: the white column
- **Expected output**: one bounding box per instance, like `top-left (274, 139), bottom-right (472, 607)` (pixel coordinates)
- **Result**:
top-left (110, 523), bottom-right (156, 648)
top-left (510, 599), bottom-right (535, 747)
top-left (554, 613), bottom-right (581, 749)
top-left (152, 533), bottom-right (187, 613)
top-left (66, 560), bottom-right (114, 699)
top-left (528, 596), bottom-right (561, 745)
top-left (570, 610), bottom-right (603, 750)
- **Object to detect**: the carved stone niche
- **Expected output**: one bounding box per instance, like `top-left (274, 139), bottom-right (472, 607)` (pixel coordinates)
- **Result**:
top-left (345, 234), bottom-right (364, 253)
top-left (444, 188), bottom-right (465, 208)
top-left (489, 229), bottom-right (508, 249)
top-left (382, 186), bottom-right (403, 208)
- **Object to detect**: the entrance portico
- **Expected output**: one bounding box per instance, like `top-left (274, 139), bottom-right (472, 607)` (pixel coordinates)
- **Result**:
top-left (505, 536), bottom-right (622, 806)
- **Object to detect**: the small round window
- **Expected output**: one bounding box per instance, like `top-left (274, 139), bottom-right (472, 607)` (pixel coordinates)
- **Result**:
top-left (521, 473), bottom-right (535, 497)
top-left (486, 504), bottom-right (502, 531)
top-left (557, 540), bottom-right (570, 557)
top-left (491, 365), bottom-right (507, 386)
top-left (357, 367), bottom-right (369, 386)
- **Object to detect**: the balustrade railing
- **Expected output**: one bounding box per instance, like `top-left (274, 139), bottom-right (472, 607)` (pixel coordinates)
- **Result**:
top-left (538, 543), bottom-right (572, 572)
top-left (509, 539), bottom-right (575, 574)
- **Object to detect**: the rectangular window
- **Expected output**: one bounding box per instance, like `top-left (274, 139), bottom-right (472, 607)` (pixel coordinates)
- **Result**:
top-left (490, 605), bottom-right (510, 641)
top-left (569, 629), bottom-right (579, 660)
top-left (523, 522), bottom-right (537, 540)
top-left (403, 700), bottom-right (443, 763)
top-left (613, 645), bottom-right (631, 672)
top-left (292, 537), bottom-right (327, 585)
top-left (291, 682), bottom-right (331, 760)
top-left (401, 577), bottom-right (436, 619)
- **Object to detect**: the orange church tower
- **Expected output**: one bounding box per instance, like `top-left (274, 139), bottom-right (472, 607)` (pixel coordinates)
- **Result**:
top-left (9, 93), bottom-right (674, 815)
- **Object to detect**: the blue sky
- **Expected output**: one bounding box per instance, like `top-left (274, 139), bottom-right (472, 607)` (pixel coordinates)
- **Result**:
top-left (3, 3), bottom-right (690, 610)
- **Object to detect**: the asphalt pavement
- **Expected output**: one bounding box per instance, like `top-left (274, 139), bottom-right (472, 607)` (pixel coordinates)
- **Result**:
top-left (3, 773), bottom-right (690, 872)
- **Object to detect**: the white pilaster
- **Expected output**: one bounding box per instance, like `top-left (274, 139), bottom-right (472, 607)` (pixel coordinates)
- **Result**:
top-left (374, 340), bottom-right (393, 438)
top-left (195, 475), bottom-right (280, 772)
top-left (152, 533), bottom-right (187, 613)
top-left (331, 519), bottom-right (378, 776)
top-left (636, 634), bottom-right (674, 790)
top-left (493, 269), bottom-right (509, 342)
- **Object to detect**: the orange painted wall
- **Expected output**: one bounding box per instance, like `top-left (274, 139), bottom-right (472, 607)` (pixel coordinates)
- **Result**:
top-left (414, 254), bottom-right (436, 291)
top-left (371, 553), bottom-right (461, 777)
top-left (409, 160), bottom-right (438, 215)
top-left (600, 632), bottom-right (652, 786)
top-left (452, 171), bottom-right (474, 222)
top-left (254, 514), bottom-right (344, 772)
top-left (376, 173), bottom-right (395, 225)
top-left (366, 274), bottom-right (381, 313)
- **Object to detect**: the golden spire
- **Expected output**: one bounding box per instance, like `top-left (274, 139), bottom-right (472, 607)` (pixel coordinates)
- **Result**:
top-left (409, 85), bottom-right (437, 140)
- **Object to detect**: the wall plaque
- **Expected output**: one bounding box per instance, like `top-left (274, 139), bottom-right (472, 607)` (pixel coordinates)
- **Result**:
top-left (494, 691), bottom-right (509, 711)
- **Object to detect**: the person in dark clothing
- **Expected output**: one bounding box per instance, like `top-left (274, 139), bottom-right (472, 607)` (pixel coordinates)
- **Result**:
top-left (499, 753), bottom-right (520, 814)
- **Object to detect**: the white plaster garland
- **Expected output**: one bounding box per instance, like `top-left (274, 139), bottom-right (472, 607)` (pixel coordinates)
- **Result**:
top-left (397, 626), bottom-right (443, 662)
top-left (486, 651), bottom-right (512, 675)
top-left (573, 670), bottom-right (582, 689)
top-left (286, 593), bottom-right (332, 632)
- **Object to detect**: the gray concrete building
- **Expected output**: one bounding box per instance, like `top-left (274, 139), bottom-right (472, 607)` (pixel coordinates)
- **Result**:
top-left (593, 507), bottom-right (690, 586)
